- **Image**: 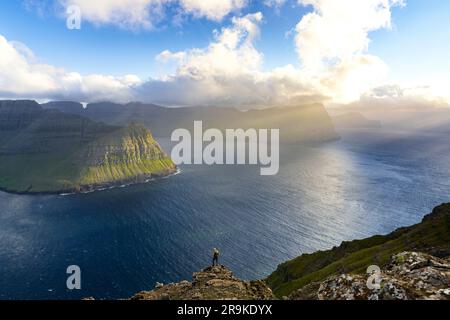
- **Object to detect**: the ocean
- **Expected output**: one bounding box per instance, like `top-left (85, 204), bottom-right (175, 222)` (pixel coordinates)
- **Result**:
top-left (1, 129), bottom-right (450, 299)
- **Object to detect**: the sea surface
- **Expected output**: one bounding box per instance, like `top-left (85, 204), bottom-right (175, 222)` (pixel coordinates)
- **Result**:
top-left (1, 129), bottom-right (450, 300)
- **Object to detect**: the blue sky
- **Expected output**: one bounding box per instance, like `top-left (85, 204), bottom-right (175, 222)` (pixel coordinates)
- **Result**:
top-left (0, 0), bottom-right (306, 78)
top-left (0, 0), bottom-right (449, 106)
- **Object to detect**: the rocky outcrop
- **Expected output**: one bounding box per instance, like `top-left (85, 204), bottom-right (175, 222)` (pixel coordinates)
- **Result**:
top-left (126, 251), bottom-right (450, 301)
top-left (130, 265), bottom-right (275, 300)
top-left (267, 203), bottom-right (450, 297)
top-left (289, 252), bottom-right (450, 300)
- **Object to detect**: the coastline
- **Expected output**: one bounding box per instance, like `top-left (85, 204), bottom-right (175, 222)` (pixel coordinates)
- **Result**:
top-left (0, 168), bottom-right (180, 196)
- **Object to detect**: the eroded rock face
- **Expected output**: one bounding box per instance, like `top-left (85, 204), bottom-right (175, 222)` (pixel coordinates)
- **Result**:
top-left (291, 252), bottom-right (450, 300)
top-left (130, 265), bottom-right (275, 300)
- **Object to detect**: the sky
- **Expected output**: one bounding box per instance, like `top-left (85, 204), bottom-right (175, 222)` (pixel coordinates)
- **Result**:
top-left (0, 0), bottom-right (449, 107)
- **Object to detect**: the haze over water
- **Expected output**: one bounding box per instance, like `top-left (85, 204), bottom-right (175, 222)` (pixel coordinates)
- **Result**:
top-left (1, 129), bottom-right (450, 300)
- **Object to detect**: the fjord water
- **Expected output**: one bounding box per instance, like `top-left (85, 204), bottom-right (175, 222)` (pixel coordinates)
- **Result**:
top-left (1, 129), bottom-right (450, 300)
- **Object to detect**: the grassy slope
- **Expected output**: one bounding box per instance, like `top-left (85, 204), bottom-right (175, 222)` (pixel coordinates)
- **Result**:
top-left (0, 124), bottom-right (175, 193)
top-left (77, 124), bottom-right (175, 187)
top-left (80, 157), bottom-right (174, 186)
top-left (0, 151), bottom-right (81, 192)
top-left (266, 203), bottom-right (450, 297)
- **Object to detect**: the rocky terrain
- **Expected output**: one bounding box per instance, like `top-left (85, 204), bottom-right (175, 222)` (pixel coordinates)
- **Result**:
top-left (290, 251), bottom-right (450, 300)
top-left (130, 265), bottom-right (275, 300)
top-left (122, 203), bottom-right (450, 301)
top-left (267, 203), bottom-right (450, 298)
top-left (125, 251), bottom-right (450, 301)
top-left (0, 100), bottom-right (176, 194)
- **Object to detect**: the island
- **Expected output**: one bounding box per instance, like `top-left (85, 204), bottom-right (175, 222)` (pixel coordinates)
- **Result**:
top-left (0, 100), bottom-right (177, 194)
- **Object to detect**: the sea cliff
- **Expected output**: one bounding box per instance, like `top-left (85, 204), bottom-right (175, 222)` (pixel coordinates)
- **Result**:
top-left (0, 100), bottom-right (176, 194)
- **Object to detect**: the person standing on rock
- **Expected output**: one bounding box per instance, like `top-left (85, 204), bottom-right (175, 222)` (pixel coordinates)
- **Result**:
top-left (212, 248), bottom-right (220, 266)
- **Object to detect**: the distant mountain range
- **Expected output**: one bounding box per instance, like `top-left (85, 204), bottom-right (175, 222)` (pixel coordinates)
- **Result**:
top-left (41, 101), bottom-right (340, 143)
top-left (332, 112), bottom-right (382, 129)
top-left (0, 100), bottom-right (176, 194)
top-left (0, 99), bottom-right (340, 193)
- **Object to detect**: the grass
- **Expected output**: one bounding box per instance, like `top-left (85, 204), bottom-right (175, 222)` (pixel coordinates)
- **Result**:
top-left (266, 203), bottom-right (450, 297)
top-left (0, 151), bottom-right (81, 192)
top-left (0, 124), bottom-right (175, 193)
top-left (80, 157), bottom-right (175, 185)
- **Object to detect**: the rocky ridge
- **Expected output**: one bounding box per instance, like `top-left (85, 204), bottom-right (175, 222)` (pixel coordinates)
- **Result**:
top-left (130, 265), bottom-right (275, 300)
top-left (290, 251), bottom-right (450, 300)
top-left (126, 251), bottom-right (450, 301)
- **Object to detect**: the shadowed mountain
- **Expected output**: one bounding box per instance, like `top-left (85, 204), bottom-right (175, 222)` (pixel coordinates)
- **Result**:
top-left (43, 101), bottom-right (340, 143)
top-left (0, 100), bottom-right (176, 194)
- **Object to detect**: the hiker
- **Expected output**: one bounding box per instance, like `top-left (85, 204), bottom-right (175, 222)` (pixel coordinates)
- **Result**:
top-left (212, 248), bottom-right (220, 266)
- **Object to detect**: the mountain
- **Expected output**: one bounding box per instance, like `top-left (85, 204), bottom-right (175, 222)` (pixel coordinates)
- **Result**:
top-left (266, 203), bottom-right (450, 298)
top-left (98, 203), bottom-right (450, 301)
top-left (121, 250), bottom-right (450, 301)
top-left (42, 101), bottom-right (340, 143)
top-left (302, 251), bottom-right (450, 300)
top-left (41, 101), bottom-right (85, 116)
top-left (332, 112), bottom-right (382, 129)
top-left (0, 100), bottom-right (176, 194)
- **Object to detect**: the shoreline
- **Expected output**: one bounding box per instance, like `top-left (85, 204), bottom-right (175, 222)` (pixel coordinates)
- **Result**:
top-left (0, 168), bottom-right (181, 197)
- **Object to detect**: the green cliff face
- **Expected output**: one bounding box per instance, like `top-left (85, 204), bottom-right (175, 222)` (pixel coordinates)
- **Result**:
top-left (77, 124), bottom-right (176, 189)
top-left (0, 100), bottom-right (176, 194)
top-left (266, 203), bottom-right (450, 298)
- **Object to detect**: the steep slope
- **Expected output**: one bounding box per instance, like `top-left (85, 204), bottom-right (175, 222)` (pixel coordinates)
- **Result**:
top-left (308, 251), bottom-right (450, 300)
top-left (41, 101), bottom-right (85, 116)
top-left (75, 123), bottom-right (176, 191)
top-left (266, 203), bottom-right (450, 297)
top-left (123, 251), bottom-right (450, 301)
top-left (0, 100), bottom-right (176, 194)
top-left (44, 101), bottom-right (340, 143)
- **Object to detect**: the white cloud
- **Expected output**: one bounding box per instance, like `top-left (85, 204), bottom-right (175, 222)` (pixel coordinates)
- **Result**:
top-left (363, 84), bottom-right (450, 106)
top-left (263, 0), bottom-right (287, 8)
top-left (5, 1), bottom-right (447, 109)
top-left (179, 0), bottom-right (247, 21)
top-left (141, 2), bottom-right (404, 106)
top-left (136, 12), bottom-right (324, 106)
top-left (294, 0), bottom-right (405, 102)
top-left (0, 34), bottom-right (139, 102)
top-left (58, 0), bottom-right (170, 30)
top-left (54, 0), bottom-right (247, 29)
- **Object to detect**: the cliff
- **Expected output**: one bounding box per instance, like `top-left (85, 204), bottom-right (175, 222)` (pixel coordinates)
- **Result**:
top-left (266, 203), bottom-right (450, 298)
top-left (118, 203), bottom-right (450, 301)
top-left (301, 251), bottom-right (450, 300)
top-left (0, 100), bottom-right (176, 194)
top-left (130, 265), bottom-right (275, 300)
top-left (42, 101), bottom-right (340, 143)
top-left (124, 251), bottom-right (450, 301)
